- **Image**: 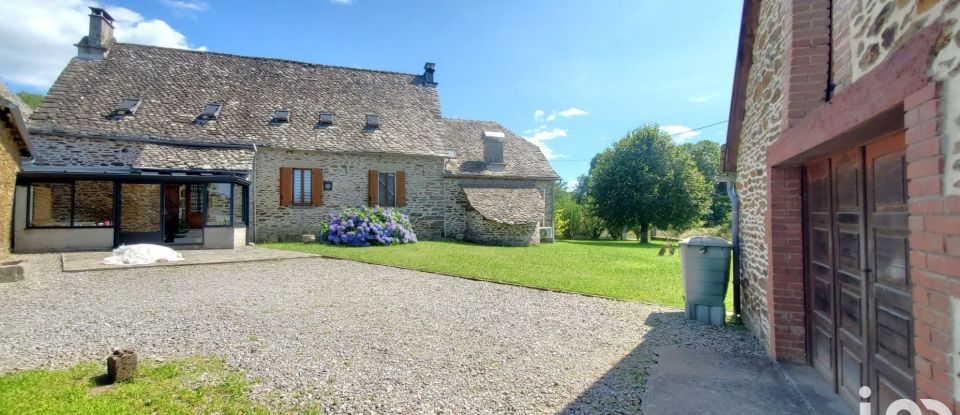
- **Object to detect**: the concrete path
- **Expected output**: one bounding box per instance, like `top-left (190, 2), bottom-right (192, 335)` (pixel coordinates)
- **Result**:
top-left (641, 348), bottom-right (813, 415)
top-left (61, 246), bottom-right (316, 272)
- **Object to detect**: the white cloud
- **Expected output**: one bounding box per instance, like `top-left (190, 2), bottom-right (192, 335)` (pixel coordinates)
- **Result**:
top-left (330, 0), bottom-right (354, 4)
top-left (661, 124), bottom-right (702, 143)
top-left (566, 178), bottom-right (579, 190)
top-left (522, 127), bottom-right (568, 160)
top-left (689, 92), bottom-right (720, 103)
top-left (0, 0), bottom-right (205, 89)
top-left (160, 0), bottom-right (208, 12)
top-left (539, 107), bottom-right (590, 122)
top-left (558, 107), bottom-right (589, 117)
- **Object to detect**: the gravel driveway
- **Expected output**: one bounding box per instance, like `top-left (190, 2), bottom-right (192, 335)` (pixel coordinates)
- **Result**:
top-left (0, 253), bottom-right (762, 413)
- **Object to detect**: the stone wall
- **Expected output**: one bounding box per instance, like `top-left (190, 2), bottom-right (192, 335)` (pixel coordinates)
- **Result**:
top-left (851, 0), bottom-right (960, 82)
top-left (0, 125), bottom-right (19, 258)
top-left (734, 0), bottom-right (790, 354)
top-left (254, 148), bottom-right (446, 242)
top-left (464, 210), bottom-right (539, 246)
top-left (443, 177), bottom-right (554, 240)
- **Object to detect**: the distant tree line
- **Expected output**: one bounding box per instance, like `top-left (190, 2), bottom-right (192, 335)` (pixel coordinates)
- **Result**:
top-left (553, 124), bottom-right (729, 242)
top-left (16, 92), bottom-right (43, 110)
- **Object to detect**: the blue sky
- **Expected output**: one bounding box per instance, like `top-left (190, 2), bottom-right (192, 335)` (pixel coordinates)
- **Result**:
top-left (1, 0), bottom-right (742, 187)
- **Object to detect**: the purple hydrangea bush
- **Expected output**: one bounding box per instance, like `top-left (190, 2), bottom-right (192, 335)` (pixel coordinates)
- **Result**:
top-left (320, 206), bottom-right (417, 246)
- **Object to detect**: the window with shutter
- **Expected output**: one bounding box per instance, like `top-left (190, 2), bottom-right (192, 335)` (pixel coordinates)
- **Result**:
top-left (292, 168), bottom-right (312, 205)
top-left (280, 167), bottom-right (293, 206)
top-left (378, 172), bottom-right (396, 207)
top-left (311, 168), bottom-right (323, 207)
top-left (368, 170), bottom-right (378, 206)
top-left (395, 171), bottom-right (406, 207)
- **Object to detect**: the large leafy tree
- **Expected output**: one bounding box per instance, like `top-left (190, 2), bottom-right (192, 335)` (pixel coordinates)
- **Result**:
top-left (588, 124), bottom-right (711, 243)
top-left (680, 140), bottom-right (731, 226)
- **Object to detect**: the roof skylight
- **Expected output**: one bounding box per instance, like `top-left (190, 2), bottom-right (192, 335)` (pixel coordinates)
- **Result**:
top-left (199, 103), bottom-right (222, 120)
top-left (318, 112), bottom-right (335, 125)
top-left (114, 97), bottom-right (142, 116)
top-left (273, 108), bottom-right (290, 123)
top-left (365, 113), bottom-right (380, 128)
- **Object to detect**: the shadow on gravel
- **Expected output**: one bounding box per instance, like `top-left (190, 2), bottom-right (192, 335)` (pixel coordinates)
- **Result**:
top-left (557, 310), bottom-right (763, 415)
top-left (556, 311), bottom-right (680, 414)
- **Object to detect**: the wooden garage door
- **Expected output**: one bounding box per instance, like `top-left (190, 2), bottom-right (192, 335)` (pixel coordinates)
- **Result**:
top-left (803, 131), bottom-right (913, 411)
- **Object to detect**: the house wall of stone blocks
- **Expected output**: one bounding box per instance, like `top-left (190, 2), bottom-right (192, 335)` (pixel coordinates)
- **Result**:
top-left (732, 0), bottom-right (960, 407)
top-left (0, 124), bottom-right (20, 259)
top-left (253, 148), bottom-right (447, 242)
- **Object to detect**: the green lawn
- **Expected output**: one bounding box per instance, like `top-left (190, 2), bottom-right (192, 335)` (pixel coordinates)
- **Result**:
top-left (0, 357), bottom-right (277, 415)
top-left (266, 239), bottom-right (733, 308)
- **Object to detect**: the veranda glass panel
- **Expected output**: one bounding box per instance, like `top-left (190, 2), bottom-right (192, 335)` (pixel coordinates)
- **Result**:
top-left (206, 183), bottom-right (232, 226)
top-left (30, 183), bottom-right (72, 227)
top-left (120, 183), bottom-right (160, 233)
top-left (73, 181), bottom-right (114, 226)
top-left (233, 184), bottom-right (246, 225)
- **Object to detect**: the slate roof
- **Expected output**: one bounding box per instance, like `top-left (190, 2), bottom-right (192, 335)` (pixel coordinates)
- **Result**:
top-left (442, 118), bottom-right (558, 179)
top-left (462, 187), bottom-right (545, 224)
top-left (28, 134), bottom-right (254, 171)
top-left (29, 43), bottom-right (448, 157)
top-left (0, 82), bottom-right (33, 119)
top-left (0, 82), bottom-right (34, 155)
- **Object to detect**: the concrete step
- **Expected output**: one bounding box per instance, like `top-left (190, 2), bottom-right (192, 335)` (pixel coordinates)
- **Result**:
top-left (641, 347), bottom-right (834, 415)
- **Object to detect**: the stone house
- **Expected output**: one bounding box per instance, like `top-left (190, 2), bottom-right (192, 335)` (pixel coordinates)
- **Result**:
top-left (724, 0), bottom-right (960, 411)
top-left (13, 8), bottom-right (557, 253)
top-left (0, 83), bottom-right (34, 258)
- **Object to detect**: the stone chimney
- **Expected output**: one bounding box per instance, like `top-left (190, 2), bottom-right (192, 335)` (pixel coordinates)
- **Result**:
top-left (482, 131), bottom-right (506, 171)
top-left (423, 62), bottom-right (437, 86)
top-left (76, 7), bottom-right (115, 60)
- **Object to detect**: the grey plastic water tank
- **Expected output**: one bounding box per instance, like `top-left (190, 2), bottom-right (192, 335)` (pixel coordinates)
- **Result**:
top-left (679, 236), bottom-right (732, 326)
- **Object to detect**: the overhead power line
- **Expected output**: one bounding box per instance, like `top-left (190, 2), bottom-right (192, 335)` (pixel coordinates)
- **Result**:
top-left (549, 119), bottom-right (729, 162)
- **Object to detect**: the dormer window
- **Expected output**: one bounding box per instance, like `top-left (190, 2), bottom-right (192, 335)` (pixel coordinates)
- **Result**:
top-left (318, 112), bottom-right (335, 125)
top-left (199, 103), bottom-right (222, 120)
top-left (482, 131), bottom-right (506, 171)
top-left (365, 113), bottom-right (380, 129)
top-left (272, 108), bottom-right (290, 123)
top-left (114, 97), bottom-right (142, 116)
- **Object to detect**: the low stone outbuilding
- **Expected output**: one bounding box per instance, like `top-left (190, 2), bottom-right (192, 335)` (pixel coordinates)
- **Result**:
top-left (462, 187), bottom-right (544, 246)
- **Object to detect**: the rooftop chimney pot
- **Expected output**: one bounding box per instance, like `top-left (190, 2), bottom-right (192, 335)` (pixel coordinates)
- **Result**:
top-left (76, 7), bottom-right (115, 60)
top-left (423, 62), bottom-right (437, 86)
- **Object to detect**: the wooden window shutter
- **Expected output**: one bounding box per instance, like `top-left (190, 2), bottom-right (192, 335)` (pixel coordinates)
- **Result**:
top-left (395, 170), bottom-right (406, 207)
top-left (311, 168), bottom-right (323, 207)
top-left (279, 167), bottom-right (293, 206)
top-left (368, 170), bottom-right (378, 206)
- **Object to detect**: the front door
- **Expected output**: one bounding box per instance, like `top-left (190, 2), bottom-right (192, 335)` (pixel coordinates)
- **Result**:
top-left (117, 183), bottom-right (205, 246)
top-left (803, 131), bottom-right (914, 411)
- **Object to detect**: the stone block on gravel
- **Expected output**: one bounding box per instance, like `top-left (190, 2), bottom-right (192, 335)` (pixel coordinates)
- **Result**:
top-left (0, 261), bottom-right (24, 283)
top-left (107, 348), bottom-right (138, 383)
